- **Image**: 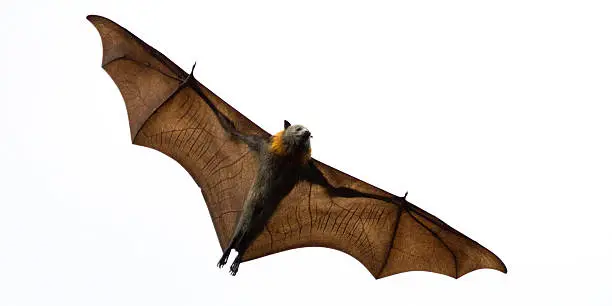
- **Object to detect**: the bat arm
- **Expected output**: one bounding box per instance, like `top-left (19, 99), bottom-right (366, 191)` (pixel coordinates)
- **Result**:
top-left (302, 161), bottom-right (411, 209)
top-left (214, 110), bottom-right (263, 152)
top-left (181, 63), bottom-right (264, 152)
top-left (326, 185), bottom-right (412, 210)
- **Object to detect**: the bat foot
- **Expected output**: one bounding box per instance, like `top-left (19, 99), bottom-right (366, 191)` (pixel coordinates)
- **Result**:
top-left (229, 258), bottom-right (241, 276)
top-left (217, 247), bottom-right (232, 268)
top-left (217, 257), bottom-right (228, 269)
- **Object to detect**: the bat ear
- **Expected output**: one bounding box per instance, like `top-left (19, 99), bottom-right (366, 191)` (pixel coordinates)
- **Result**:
top-left (284, 120), bottom-right (291, 129)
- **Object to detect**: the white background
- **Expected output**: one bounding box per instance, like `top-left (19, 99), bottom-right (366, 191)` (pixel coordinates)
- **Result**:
top-left (1, 1), bottom-right (611, 305)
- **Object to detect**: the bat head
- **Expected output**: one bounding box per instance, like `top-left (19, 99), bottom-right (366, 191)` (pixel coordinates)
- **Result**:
top-left (270, 120), bottom-right (311, 160)
top-left (283, 122), bottom-right (311, 149)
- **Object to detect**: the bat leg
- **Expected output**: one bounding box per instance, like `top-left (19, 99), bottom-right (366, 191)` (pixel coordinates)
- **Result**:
top-left (228, 231), bottom-right (254, 276)
top-left (229, 253), bottom-right (243, 276)
top-left (228, 217), bottom-right (264, 276)
top-left (218, 211), bottom-right (251, 270)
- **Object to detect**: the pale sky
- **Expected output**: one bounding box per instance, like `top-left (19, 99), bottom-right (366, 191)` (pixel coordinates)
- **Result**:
top-left (1, 1), bottom-right (611, 305)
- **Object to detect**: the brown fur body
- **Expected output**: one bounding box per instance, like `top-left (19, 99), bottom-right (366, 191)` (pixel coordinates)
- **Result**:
top-left (218, 123), bottom-right (312, 275)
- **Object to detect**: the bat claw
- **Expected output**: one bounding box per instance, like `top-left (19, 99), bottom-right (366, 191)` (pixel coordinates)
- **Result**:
top-left (179, 61), bottom-right (197, 87)
top-left (217, 249), bottom-right (230, 268)
top-left (391, 191), bottom-right (413, 211)
top-left (229, 258), bottom-right (241, 276)
top-left (190, 62), bottom-right (196, 75)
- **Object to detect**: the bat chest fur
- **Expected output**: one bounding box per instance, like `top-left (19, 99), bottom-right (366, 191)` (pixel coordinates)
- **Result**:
top-left (245, 153), bottom-right (302, 214)
top-left (236, 154), bottom-right (301, 241)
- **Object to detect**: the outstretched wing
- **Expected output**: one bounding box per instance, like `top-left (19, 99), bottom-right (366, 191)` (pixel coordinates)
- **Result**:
top-left (243, 160), bottom-right (507, 278)
top-left (87, 15), bottom-right (268, 249)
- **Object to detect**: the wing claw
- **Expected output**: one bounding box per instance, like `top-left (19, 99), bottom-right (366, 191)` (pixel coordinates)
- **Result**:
top-left (391, 191), bottom-right (414, 212)
top-left (180, 61), bottom-right (197, 86)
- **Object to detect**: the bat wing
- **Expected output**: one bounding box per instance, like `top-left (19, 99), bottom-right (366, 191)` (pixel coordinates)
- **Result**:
top-left (87, 15), bottom-right (269, 249)
top-left (243, 160), bottom-right (507, 279)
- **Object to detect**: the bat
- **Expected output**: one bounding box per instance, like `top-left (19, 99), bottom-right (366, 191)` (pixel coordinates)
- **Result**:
top-left (87, 15), bottom-right (507, 279)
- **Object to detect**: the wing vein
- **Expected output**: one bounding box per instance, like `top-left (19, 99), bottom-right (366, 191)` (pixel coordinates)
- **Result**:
top-left (102, 55), bottom-right (182, 82)
top-left (407, 211), bottom-right (458, 278)
top-left (376, 206), bottom-right (402, 278)
top-left (308, 183), bottom-right (313, 236)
